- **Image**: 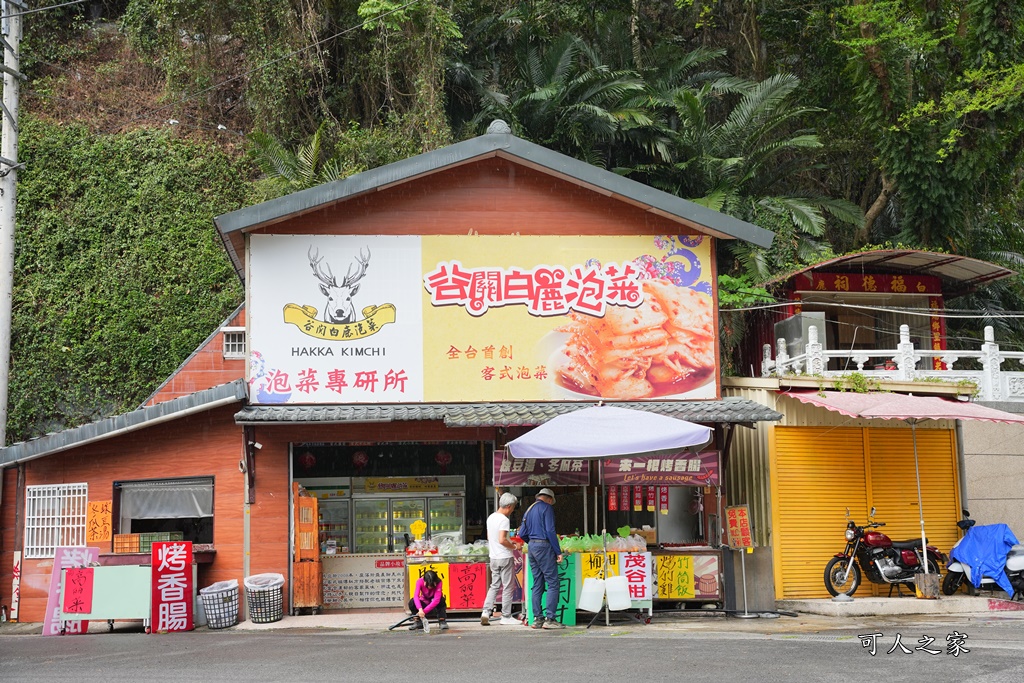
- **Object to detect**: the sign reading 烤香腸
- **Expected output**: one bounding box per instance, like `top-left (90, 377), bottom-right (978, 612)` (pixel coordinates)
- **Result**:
top-left (151, 541), bottom-right (193, 633)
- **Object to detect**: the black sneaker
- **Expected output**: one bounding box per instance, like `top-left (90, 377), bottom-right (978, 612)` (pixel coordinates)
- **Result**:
top-left (531, 618), bottom-right (544, 629)
top-left (439, 621), bottom-right (449, 631)
top-left (542, 619), bottom-right (566, 630)
top-left (408, 619), bottom-right (423, 631)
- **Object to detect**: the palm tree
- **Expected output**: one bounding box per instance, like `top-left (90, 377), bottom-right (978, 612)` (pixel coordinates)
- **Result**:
top-left (249, 123), bottom-right (345, 199)
top-left (500, 34), bottom-right (651, 167)
top-left (633, 72), bottom-right (863, 279)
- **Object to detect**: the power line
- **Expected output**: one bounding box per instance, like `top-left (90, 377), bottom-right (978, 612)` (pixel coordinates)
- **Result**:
top-left (723, 299), bottom-right (1024, 320)
top-left (108, 0), bottom-right (421, 134)
top-left (2, 0), bottom-right (87, 20)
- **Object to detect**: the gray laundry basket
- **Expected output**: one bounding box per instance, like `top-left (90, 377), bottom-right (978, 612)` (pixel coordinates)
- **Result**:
top-left (244, 573), bottom-right (285, 624)
top-left (199, 579), bottom-right (239, 629)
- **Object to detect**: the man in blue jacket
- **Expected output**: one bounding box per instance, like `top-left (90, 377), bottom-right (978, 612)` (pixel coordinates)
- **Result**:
top-left (517, 488), bottom-right (564, 629)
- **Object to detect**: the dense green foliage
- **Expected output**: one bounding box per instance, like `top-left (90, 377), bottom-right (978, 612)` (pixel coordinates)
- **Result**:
top-left (10, 1), bottom-right (1024, 441)
top-left (9, 117), bottom-right (250, 443)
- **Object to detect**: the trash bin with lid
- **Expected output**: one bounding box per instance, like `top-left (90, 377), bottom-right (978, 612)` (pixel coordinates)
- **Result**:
top-left (199, 579), bottom-right (239, 629)
top-left (244, 573), bottom-right (285, 623)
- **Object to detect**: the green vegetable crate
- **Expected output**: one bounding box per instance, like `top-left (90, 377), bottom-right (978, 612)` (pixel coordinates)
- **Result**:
top-left (139, 531), bottom-right (184, 553)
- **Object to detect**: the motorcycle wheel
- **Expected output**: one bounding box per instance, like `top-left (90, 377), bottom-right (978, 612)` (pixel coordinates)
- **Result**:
top-left (942, 570), bottom-right (965, 596)
top-left (824, 557), bottom-right (860, 597)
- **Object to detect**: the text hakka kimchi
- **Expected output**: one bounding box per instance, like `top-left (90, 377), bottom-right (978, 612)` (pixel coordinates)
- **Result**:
top-left (554, 279), bottom-right (714, 399)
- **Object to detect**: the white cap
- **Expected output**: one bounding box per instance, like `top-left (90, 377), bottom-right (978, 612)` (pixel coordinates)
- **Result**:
top-left (537, 488), bottom-right (555, 501)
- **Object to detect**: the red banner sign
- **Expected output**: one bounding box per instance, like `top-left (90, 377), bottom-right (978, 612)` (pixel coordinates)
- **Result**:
top-left (603, 451), bottom-right (719, 486)
top-left (493, 449), bottom-right (590, 486)
top-left (658, 487), bottom-right (669, 515)
top-left (62, 568), bottom-right (94, 614)
top-left (805, 272), bottom-right (941, 295)
top-left (608, 485), bottom-right (618, 511)
top-left (448, 562), bottom-right (488, 610)
top-left (646, 486), bottom-right (656, 512)
top-left (632, 485), bottom-right (643, 512)
top-left (151, 541), bottom-right (193, 633)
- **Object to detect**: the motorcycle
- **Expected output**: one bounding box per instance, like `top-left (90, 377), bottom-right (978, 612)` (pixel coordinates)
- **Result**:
top-left (824, 507), bottom-right (945, 597)
top-left (942, 510), bottom-right (1024, 600)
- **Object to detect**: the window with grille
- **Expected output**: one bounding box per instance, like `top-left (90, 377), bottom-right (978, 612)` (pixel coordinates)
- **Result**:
top-left (24, 483), bottom-right (89, 559)
top-left (222, 328), bottom-right (245, 359)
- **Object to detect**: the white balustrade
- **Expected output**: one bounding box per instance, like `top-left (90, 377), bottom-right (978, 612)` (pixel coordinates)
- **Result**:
top-left (760, 324), bottom-right (1024, 401)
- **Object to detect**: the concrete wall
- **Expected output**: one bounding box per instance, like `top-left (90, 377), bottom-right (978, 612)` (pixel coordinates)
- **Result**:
top-left (961, 402), bottom-right (1024, 539)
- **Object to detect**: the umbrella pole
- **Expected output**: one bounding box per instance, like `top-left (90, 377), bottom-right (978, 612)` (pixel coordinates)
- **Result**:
top-left (601, 469), bottom-right (609, 626)
top-left (911, 420), bottom-right (928, 576)
top-left (583, 485), bottom-right (588, 535)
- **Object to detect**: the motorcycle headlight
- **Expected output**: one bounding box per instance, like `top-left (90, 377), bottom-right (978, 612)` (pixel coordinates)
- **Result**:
top-left (845, 529), bottom-right (856, 541)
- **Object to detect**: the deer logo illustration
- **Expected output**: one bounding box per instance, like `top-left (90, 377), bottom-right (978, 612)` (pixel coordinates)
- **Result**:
top-left (308, 246), bottom-right (371, 324)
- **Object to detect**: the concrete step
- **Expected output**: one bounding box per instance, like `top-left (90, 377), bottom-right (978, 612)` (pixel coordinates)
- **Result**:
top-left (778, 595), bottom-right (1024, 617)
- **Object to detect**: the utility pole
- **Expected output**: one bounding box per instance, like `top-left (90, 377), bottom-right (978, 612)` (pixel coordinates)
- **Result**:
top-left (0, 0), bottom-right (24, 446)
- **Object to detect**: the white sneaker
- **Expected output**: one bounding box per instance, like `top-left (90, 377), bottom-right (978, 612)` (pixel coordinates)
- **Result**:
top-left (499, 617), bottom-right (519, 625)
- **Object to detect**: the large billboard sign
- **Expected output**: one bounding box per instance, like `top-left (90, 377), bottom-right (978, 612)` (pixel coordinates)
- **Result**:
top-left (248, 234), bottom-right (716, 403)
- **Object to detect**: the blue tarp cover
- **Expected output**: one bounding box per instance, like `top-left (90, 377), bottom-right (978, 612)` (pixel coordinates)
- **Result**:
top-left (951, 523), bottom-right (1019, 595)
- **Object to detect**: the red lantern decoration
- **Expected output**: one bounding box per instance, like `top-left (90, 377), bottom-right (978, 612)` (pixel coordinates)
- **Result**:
top-left (299, 451), bottom-right (316, 471)
top-left (435, 449), bottom-right (453, 474)
top-left (352, 450), bottom-right (369, 471)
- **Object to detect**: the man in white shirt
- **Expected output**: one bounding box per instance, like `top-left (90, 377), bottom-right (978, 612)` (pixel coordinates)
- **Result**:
top-left (480, 492), bottom-right (521, 625)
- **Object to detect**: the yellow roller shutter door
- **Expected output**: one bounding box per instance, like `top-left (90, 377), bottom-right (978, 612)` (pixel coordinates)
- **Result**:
top-left (773, 427), bottom-right (868, 599)
top-left (772, 426), bottom-right (960, 599)
top-left (866, 428), bottom-right (959, 567)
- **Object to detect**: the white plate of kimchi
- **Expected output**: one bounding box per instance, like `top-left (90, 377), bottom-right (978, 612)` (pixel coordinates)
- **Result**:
top-left (543, 278), bottom-right (716, 400)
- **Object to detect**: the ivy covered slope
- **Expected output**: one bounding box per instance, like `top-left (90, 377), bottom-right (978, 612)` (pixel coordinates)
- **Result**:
top-left (8, 116), bottom-right (250, 444)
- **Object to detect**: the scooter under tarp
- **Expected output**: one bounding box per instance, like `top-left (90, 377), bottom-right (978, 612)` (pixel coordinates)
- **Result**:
top-left (950, 523), bottom-right (1019, 596)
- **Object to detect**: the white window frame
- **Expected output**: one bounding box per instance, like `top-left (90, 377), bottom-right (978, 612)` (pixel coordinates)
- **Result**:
top-left (221, 327), bottom-right (246, 360)
top-left (24, 483), bottom-right (88, 559)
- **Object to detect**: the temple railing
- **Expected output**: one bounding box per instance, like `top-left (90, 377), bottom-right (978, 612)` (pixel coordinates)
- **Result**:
top-left (761, 324), bottom-right (1024, 401)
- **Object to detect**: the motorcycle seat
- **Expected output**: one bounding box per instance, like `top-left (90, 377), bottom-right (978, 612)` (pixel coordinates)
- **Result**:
top-left (890, 539), bottom-right (926, 549)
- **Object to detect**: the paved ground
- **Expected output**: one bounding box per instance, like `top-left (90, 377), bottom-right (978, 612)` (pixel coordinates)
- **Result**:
top-left (3, 607), bottom-right (1024, 683)
top-left (2, 594), bottom-right (1022, 636)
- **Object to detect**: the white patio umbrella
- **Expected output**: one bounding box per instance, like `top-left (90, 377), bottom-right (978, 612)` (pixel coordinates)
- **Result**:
top-left (506, 405), bottom-right (713, 461)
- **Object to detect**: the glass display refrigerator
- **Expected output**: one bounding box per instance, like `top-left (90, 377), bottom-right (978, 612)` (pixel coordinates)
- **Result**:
top-left (428, 497), bottom-right (464, 539)
top-left (353, 498), bottom-right (392, 553)
top-left (318, 498), bottom-right (351, 553)
top-left (351, 494), bottom-right (465, 552)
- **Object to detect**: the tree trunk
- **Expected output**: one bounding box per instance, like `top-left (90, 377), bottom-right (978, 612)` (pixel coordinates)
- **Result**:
top-left (857, 174), bottom-right (896, 246)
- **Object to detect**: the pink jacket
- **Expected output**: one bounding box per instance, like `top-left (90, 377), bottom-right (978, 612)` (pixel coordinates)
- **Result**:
top-left (413, 578), bottom-right (443, 613)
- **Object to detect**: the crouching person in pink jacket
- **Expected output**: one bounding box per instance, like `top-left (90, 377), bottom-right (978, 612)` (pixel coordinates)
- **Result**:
top-left (408, 570), bottom-right (448, 631)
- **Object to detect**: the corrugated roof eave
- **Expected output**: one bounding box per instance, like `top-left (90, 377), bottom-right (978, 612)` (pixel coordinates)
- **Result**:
top-left (232, 399), bottom-right (783, 428)
top-left (1, 380), bottom-right (248, 467)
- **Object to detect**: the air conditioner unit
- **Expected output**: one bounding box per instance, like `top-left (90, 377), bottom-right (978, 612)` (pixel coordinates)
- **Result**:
top-left (773, 311), bottom-right (827, 358)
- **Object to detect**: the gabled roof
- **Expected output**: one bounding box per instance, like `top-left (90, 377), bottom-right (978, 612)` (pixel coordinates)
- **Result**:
top-left (768, 249), bottom-right (1015, 298)
top-left (141, 303), bottom-right (244, 407)
top-left (233, 398), bottom-right (782, 428)
top-left (215, 121), bottom-right (775, 278)
top-left (0, 380), bottom-right (248, 467)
